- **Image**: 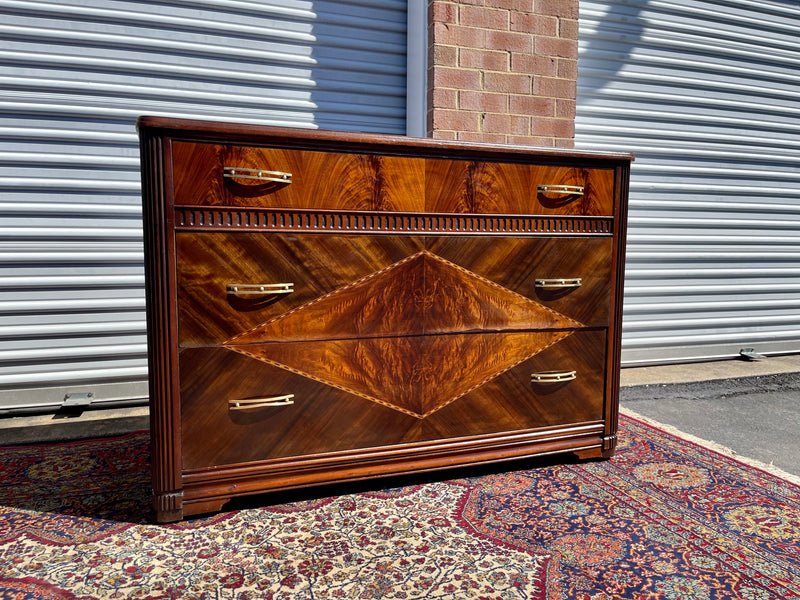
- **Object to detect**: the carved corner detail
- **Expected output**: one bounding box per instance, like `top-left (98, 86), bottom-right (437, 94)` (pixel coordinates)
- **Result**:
top-left (153, 491), bottom-right (184, 523)
top-left (602, 433), bottom-right (618, 457)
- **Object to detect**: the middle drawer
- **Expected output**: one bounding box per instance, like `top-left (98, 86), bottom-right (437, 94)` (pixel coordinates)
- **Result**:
top-left (175, 232), bottom-right (612, 347)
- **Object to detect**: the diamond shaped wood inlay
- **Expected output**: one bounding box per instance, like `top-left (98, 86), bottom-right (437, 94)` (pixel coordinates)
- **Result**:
top-left (225, 251), bottom-right (582, 418)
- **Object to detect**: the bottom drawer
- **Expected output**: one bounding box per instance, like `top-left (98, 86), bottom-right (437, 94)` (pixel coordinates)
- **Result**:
top-left (179, 329), bottom-right (608, 471)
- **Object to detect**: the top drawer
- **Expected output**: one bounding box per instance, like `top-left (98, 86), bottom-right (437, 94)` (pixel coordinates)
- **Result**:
top-left (171, 142), bottom-right (615, 216)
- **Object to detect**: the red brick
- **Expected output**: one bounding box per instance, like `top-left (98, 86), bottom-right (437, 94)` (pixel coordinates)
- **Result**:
top-left (486, 0), bottom-right (533, 10)
top-left (428, 0), bottom-right (578, 144)
top-left (432, 109), bottom-right (481, 132)
top-left (431, 22), bottom-right (485, 49)
top-left (431, 129), bottom-right (458, 140)
top-left (458, 131), bottom-right (508, 143)
top-left (557, 57), bottom-right (577, 80)
top-left (431, 88), bottom-right (458, 109)
top-left (485, 29), bottom-right (532, 53)
top-left (510, 13), bottom-right (557, 36)
top-left (459, 90), bottom-right (508, 112)
top-left (555, 98), bottom-right (576, 119)
top-left (511, 53), bottom-right (556, 77)
top-left (507, 134), bottom-right (554, 147)
top-left (539, 15), bottom-right (560, 36)
top-left (483, 113), bottom-right (528, 134)
top-left (460, 5), bottom-right (509, 30)
top-left (481, 112), bottom-right (506, 133)
top-left (484, 71), bottom-right (532, 94)
top-left (531, 118), bottom-right (574, 138)
top-left (432, 44), bottom-right (458, 67)
top-left (509, 114), bottom-right (530, 134)
top-left (559, 18), bottom-right (579, 40)
top-left (461, 48), bottom-right (508, 71)
top-left (433, 67), bottom-right (482, 90)
top-left (534, 76), bottom-right (576, 99)
top-left (430, 1), bottom-right (457, 24)
top-left (510, 94), bottom-right (554, 116)
top-left (508, 12), bottom-right (535, 34)
top-left (536, 0), bottom-right (578, 19)
top-left (534, 36), bottom-right (578, 59)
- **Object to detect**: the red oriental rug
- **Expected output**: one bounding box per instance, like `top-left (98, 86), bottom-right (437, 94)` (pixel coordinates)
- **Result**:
top-left (1, 413), bottom-right (799, 599)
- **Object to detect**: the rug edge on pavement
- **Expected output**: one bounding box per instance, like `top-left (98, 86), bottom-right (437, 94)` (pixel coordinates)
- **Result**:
top-left (620, 406), bottom-right (800, 487)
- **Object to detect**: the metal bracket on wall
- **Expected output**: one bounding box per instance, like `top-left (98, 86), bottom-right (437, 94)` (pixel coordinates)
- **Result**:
top-left (61, 392), bottom-right (94, 414)
top-left (739, 348), bottom-right (765, 361)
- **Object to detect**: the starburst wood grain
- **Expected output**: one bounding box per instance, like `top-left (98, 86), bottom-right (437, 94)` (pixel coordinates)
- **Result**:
top-left (176, 233), bottom-right (425, 347)
top-left (227, 330), bottom-right (572, 418)
top-left (226, 249), bottom-right (581, 346)
top-left (179, 330), bottom-right (603, 470)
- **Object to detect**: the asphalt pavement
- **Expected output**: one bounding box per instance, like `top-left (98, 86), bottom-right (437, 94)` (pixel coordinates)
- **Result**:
top-left (620, 355), bottom-right (800, 479)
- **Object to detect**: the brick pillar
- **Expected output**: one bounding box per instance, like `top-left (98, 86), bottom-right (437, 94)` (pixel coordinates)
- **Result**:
top-left (427, 0), bottom-right (578, 148)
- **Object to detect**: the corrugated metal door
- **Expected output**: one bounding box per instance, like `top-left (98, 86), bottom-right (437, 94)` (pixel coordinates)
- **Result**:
top-left (0, 0), bottom-right (409, 412)
top-left (576, 0), bottom-right (800, 365)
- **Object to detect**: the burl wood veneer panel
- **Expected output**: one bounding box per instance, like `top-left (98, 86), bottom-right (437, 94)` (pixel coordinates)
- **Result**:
top-left (179, 330), bottom-right (605, 471)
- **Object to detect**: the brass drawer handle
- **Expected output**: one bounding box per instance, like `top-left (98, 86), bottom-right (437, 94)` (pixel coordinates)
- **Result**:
top-left (537, 184), bottom-right (584, 196)
top-left (223, 167), bottom-right (292, 184)
top-left (229, 394), bottom-right (295, 410)
top-left (531, 371), bottom-right (577, 383)
top-left (227, 283), bottom-right (294, 297)
top-left (535, 278), bottom-right (582, 289)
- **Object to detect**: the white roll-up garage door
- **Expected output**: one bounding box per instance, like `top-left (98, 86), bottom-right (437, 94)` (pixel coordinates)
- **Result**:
top-left (576, 0), bottom-right (800, 365)
top-left (0, 0), bottom-right (409, 413)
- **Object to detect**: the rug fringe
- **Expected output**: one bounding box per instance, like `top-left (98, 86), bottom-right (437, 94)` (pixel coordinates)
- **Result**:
top-left (620, 407), bottom-right (800, 487)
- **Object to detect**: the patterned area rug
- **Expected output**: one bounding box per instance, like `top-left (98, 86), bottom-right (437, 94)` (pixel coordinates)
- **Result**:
top-left (1, 414), bottom-right (799, 599)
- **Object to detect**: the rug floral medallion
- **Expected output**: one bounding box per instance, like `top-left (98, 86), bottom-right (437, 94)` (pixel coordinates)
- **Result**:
top-left (1, 415), bottom-right (799, 599)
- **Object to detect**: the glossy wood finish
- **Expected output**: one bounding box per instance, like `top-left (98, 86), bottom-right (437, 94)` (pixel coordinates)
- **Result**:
top-left (179, 329), bottom-right (606, 470)
top-left (173, 142), bottom-right (426, 212)
top-left (425, 160), bottom-right (613, 216)
top-left (139, 116), bottom-right (631, 522)
top-left (176, 234), bottom-right (426, 346)
top-left (176, 233), bottom-right (612, 347)
top-left (172, 141), bottom-right (614, 215)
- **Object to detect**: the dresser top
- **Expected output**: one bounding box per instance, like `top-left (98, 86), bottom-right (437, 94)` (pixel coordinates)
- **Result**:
top-left (137, 116), bottom-right (633, 165)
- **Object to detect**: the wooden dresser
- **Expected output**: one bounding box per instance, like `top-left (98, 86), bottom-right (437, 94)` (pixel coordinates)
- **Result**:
top-left (138, 117), bottom-right (632, 523)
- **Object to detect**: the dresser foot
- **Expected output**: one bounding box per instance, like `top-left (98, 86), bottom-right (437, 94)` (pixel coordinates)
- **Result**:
top-left (602, 433), bottom-right (618, 457)
top-left (153, 491), bottom-right (184, 523)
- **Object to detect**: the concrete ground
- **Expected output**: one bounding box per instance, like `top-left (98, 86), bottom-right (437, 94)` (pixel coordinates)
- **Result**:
top-left (2, 355), bottom-right (799, 479)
